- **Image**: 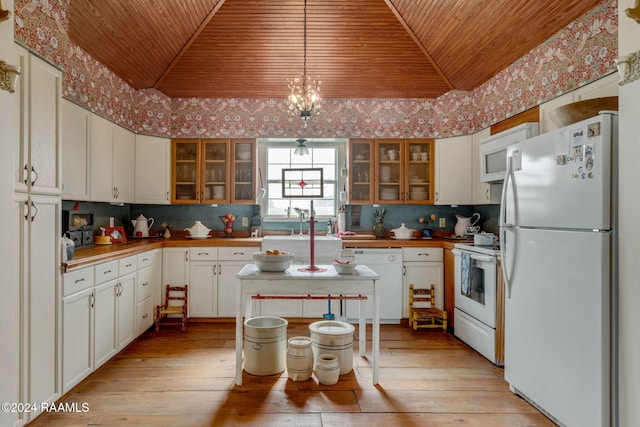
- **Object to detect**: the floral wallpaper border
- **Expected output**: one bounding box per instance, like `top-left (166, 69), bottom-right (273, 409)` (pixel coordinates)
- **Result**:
top-left (14, 0), bottom-right (618, 139)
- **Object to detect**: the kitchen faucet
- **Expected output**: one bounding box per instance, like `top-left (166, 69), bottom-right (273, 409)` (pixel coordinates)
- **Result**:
top-left (293, 208), bottom-right (308, 235)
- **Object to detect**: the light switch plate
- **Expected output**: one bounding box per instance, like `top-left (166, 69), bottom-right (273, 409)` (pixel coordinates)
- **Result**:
top-left (439, 218), bottom-right (446, 228)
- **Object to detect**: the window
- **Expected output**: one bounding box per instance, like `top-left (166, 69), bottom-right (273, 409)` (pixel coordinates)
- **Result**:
top-left (258, 139), bottom-right (346, 221)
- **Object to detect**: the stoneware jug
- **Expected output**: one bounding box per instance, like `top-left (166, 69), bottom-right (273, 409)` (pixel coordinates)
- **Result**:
top-left (131, 214), bottom-right (154, 237)
top-left (315, 353), bottom-right (340, 386)
top-left (287, 336), bottom-right (314, 382)
top-left (454, 213), bottom-right (480, 237)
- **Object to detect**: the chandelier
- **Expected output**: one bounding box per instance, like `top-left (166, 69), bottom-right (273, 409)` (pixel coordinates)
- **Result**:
top-left (287, 0), bottom-right (321, 127)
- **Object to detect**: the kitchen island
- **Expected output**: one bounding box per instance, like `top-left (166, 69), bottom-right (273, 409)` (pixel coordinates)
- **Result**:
top-left (236, 264), bottom-right (380, 385)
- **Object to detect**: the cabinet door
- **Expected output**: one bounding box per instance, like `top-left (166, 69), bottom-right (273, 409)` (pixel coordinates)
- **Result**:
top-left (112, 125), bottom-right (135, 203)
top-left (375, 139), bottom-right (404, 204)
top-left (171, 139), bottom-right (199, 203)
top-left (62, 288), bottom-right (93, 393)
top-left (189, 261), bottom-right (218, 317)
top-left (13, 45), bottom-right (28, 193)
top-left (231, 139), bottom-right (256, 204)
top-left (22, 194), bottom-right (61, 412)
top-left (94, 281), bottom-right (117, 368)
top-left (403, 263), bottom-right (444, 318)
top-left (472, 128), bottom-right (492, 205)
top-left (162, 248), bottom-right (190, 287)
top-left (218, 261), bottom-right (247, 317)
top-left (27, 54), bottom-right (62, 195)
top-left (61, 100), bottom-right (91, 200)
top-left (117, 274), bottom-right (136, 349)
top-left (435, 135), bottom-right (472, 205)
top-left (348, 139), bottom-right (375, 204)
top-left (90, 114), bottom-right (115, 201)
top-left (135, 135), bottom-right (170, 204)
top-left (202, 139), bottom-right (230, 203)
top-left (405, 139), bottom-right (434, 204)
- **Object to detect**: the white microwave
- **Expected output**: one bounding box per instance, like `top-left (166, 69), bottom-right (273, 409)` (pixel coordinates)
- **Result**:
top-left (479, 122), bottom-right (539, 182)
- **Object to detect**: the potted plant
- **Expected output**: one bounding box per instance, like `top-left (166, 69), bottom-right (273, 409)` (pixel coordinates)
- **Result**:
top-left (373, 207), bottom-right (386, 238)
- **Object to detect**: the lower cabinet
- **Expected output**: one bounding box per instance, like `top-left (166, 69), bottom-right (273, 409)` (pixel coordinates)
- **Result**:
top-left (93, 279), bottom-right (118, 368)
top-left (62, 286), bottom-right (93, 393)
top-left (402, 248), bottom-right (444, 318)
top-left (189, 248), bottom-right (218, 317)
top-left (135, 249), bottom-right (161, 334)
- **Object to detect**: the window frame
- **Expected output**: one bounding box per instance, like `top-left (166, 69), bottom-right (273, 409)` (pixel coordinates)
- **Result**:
top-left (258, 138), bottom-right (347, 222)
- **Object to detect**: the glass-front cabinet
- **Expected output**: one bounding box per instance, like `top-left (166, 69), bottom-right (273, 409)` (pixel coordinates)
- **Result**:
top-left (371, 139), bottom-right (434, 204)
top-left (171, 139), bottom-right (255, 204)
top-left (347, 139), bottom-right (375, 204)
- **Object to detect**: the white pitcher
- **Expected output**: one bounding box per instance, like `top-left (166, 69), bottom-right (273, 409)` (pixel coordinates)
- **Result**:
top-left (131, 214), bottom-right (154, 237)
top-left (454, 213), bottom-right (480, 237)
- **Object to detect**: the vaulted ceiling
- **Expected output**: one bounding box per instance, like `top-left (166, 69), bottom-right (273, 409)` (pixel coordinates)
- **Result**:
top-left (68, 0), bottom-right (601, 99)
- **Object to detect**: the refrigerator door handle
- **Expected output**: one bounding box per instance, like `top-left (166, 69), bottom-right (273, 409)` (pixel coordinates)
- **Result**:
top-left (500, 155), bottom-right (514, 298)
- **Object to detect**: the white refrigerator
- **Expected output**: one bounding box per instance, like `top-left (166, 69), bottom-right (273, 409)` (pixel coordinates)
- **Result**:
top-left (500, 112), bottom-right (617, 427)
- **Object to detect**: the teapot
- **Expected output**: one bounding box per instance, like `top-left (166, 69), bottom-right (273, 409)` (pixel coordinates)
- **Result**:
top-left (454, 213), bottom-right (480, 237)
top-left (390, 223), bottom-right (416, 240)
top-left (131, 214), bottom-right (154, 237)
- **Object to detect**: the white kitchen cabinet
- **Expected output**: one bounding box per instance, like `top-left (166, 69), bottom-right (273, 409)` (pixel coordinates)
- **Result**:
top-left (117, 273), bottom-right (136, 350)
top-left (62, 286), bottom-right (93, 393)
top-left (471, 127), bottom-right (492, 205)
top-left (93, 279), bottom-right (117, 368)
top-left (17, 192), bottom-right (62, 422)
top-left (136, 249), bottom-right (162, 334)
top-left (218, 247), bottom-right (254, 317)
top-left (14, 49), bottom-right (62, 195)
top-left (434, 135), bottom-right (472, 205)
top-left (135, 135), bottom-right (171, 204)
top-left (402, 248), bottom-right (444, 318)
top-left (189, 248), bottom-right (218, 317)
top-left (90, 114), bottom-right (135, 203)
top-left (61, 99), bottom-right (91, 200)
top-left (163, 248), bottom-right (190, 286)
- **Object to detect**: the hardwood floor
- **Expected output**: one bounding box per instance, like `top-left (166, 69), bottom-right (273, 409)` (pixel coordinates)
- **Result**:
top-left (29, 321), bottom-right (555, 426)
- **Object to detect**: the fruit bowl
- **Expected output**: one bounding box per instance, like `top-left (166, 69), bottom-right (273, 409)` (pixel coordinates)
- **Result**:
top-left (253, 251), bottom-right (294, 272)
top-left (333, 260), bottom-right (357, 275)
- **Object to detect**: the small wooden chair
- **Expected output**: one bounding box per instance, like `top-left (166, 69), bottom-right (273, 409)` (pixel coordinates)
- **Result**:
top-left (155, 285), bottom-right (188, 331)
top-left (409, 283), bottom-right (447, 332)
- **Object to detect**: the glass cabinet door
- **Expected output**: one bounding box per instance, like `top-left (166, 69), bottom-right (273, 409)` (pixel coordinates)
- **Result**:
top-left (202, 139), bottom-right (230, 203)
top-left (231, 139), bottom-right (256, 204)
top-left (375, 139), bottom-right (403, 204)
top-left (405, 139), bottom-right (434, 204)
top-left (172, 139), bottom-right (199, 203)
top-left (348, 139), bottom-right (375, 204)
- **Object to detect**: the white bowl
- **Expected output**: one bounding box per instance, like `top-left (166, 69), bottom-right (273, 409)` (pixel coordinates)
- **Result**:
top-left (253, 252), bottom-right (294, 272)
top-left (333, 261), bottom-right (357, 275)
top-left (236, 151), bottom-right (251, 160)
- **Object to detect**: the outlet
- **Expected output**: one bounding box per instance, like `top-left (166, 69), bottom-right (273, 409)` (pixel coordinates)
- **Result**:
top-left (242, 217), bottom-right (249, 227)
top-left (439, 217), bottom-right (446, 228)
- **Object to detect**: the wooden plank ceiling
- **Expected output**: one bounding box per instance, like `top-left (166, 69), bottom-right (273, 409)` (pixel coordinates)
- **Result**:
top-left (69, 0), bottom-right (601, 99)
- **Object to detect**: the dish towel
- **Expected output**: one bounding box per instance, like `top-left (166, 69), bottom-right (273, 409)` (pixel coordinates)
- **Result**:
top-left (461, 251), bottom-right (471, 296)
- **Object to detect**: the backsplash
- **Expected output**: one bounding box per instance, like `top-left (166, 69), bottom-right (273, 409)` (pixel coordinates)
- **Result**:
top-left (63, 201), bottom-right (499, 237)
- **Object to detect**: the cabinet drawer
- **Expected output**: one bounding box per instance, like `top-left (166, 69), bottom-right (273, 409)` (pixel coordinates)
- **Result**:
top-left (63, 267), bottom-right (94, 297)
top-left (403, 247), bottom-right (443, 262)
top-left (136, 296), bottom-right (155, 335)
top-left (137, 266), bottom-right (154, 302)
top-left (189, 247), bottom-right (217, 261)
top-left (119, 255), bottom-right (137, 276)
top-left (95, 260), bottom-right (119, 284)
top-left (137, 250), bottom-right (159, 269)
top-left (218, 246), bottom-right (254, 261)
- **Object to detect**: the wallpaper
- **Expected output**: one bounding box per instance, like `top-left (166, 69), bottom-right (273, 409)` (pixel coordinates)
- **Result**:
top-left (14, 0), bottom-right (618, 139)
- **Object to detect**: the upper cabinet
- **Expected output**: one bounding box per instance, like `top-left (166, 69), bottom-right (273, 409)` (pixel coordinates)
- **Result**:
top-left (61, 100), bottom-right (91, 200)
top-left (347, 139), bottom-right (375, 204)
top-left (134, 135), bottom-right (171, 204)
top-left (172, 138), bottom-right (256, 204)
top-left (90, 114), bottom-right (135, 204)
top-left (434, 135), bottom-right (472, 205)
top-left (374, 139), bottom-right (434, 204)
top-left (14, 48), bottom-right (62, 195)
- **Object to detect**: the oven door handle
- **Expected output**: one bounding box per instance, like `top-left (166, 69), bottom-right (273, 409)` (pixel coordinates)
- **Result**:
top-left (451, 249), bottom-right (495, 263)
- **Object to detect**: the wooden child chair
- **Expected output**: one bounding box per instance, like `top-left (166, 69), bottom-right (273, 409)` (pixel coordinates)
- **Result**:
top-left (409, 283), bottom-right (447, 332)
top-left (155, 285), bottom-right (188, 331)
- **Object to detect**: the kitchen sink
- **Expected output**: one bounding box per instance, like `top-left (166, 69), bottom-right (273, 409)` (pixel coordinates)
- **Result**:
top-left (261, 235), bottom-right (342, 263)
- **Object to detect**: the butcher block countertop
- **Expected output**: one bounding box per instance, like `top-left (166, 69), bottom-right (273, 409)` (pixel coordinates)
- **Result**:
top-left (63, 234), bottom-right (464, 272)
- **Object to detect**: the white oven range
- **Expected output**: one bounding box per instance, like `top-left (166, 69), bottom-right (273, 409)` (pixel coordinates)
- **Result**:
top-left (452, 243), bottom-right (502, 366)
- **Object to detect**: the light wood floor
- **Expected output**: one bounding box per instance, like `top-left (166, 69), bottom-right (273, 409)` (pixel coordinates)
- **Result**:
top-left (29, 321), bottom-right (555, 426)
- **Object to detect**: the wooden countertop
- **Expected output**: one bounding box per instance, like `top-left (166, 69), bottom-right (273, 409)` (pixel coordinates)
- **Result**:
top-left (63, 235), bottom-right (468, 272)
